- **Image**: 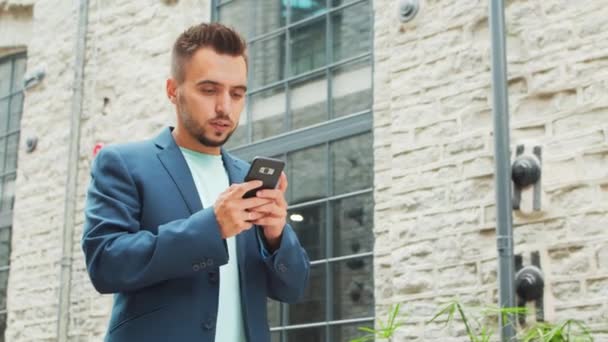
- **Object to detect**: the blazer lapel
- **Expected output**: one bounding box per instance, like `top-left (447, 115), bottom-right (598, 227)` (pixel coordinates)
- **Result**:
top-left (155, 128), bottom-right (203, 214)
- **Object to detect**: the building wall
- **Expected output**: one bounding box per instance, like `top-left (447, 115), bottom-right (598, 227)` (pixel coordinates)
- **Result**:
top-left (6, 0), bottom-right (210, 341)
top-left (373, 0), bottom-right (608, 340)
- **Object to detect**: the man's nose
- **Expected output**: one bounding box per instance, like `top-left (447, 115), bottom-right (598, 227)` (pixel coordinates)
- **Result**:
top-left (215, 92), bottom-right (232, 116)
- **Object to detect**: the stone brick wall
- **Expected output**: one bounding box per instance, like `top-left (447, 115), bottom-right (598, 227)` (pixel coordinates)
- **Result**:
top-left (373, 0), bottom-right (608, 340)
top-left (6, 1), bottom-right (210, 341)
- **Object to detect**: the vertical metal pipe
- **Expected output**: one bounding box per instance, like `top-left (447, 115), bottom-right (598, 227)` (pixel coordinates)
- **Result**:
top-left (57, 0), bottom-right (88, 340)
top-left (488, 0), bottom-right (516, 341)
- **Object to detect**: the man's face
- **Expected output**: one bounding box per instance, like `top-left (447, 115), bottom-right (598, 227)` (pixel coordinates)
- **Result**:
top-left (169, 47), bottom-right (247, 148)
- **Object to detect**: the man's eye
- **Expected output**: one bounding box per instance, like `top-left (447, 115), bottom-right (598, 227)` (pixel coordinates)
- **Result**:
top-left (231, 92), bottom-right (245, 99)
top-left (201, 88), bottom-right (216, 94)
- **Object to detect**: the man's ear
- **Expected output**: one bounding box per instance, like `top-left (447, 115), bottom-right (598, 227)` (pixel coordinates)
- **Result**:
top-left (166, 78), bottom-right (178, 105)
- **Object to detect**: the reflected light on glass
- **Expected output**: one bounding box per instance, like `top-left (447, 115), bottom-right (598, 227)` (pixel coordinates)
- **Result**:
top-left (290, 213), bottom-right (304, 222)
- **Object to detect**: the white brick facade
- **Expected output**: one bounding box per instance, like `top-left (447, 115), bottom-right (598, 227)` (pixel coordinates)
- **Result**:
top-left (0, 0), bottom-right (605, 340)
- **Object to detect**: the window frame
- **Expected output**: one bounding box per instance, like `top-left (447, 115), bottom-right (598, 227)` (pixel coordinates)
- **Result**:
top-left (212, 1), bottom-right (375, 340)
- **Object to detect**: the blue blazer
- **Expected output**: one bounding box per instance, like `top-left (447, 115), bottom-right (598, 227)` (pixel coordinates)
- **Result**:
top-left (82, 128), bottom-right (310, 342)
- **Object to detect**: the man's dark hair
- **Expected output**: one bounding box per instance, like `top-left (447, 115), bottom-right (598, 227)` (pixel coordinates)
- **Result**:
top-left (171, 22), bottom-right (247, 84)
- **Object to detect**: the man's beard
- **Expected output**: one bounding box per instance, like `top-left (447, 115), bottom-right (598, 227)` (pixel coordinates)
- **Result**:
top-left (177, 97), bottom-right (234, 148)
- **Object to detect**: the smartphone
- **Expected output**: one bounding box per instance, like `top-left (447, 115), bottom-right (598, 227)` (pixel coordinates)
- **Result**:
top-left (243, 157), bottom-right (285, 198)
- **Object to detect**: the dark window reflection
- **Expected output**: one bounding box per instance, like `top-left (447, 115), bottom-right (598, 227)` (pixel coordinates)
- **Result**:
top-left (217, 0), bottom-right (251, 39)
top-left (288, 264), bottom-right (326, 324)
top-left (0, 229), bottom-right (10, 268)
top-left (332, 193), bottom-right (373, 257)
top-left (288, 144), bottom-right (327, 203)
top-left (289, 204), bottom-right (325, 260)
top-left (267, 299), bottom-right (281, 327)
top-left (332, 0), bottom-right (371, 63)
top-left (249, 34), bottom-right (286, 90)
top-left (270, 331), bottom-right (282, 342)
top-left (286, 326), bottom-right (326, 342)
top-left (331, 132), bottom-right (373, 195)
top-left (290, 18), bottom-right (326, 76)
top-left (332, 256), bottom-right (374, 320)
top-left (332, 322), bottom-right (375, 342)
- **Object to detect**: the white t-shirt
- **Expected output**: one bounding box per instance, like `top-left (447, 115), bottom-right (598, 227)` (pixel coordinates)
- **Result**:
top-left (180, 147), bottom-right (246, 342)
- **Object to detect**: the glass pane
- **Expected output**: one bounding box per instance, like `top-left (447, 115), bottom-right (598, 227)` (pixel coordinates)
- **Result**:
top-left (332, 58), bottom-right (372, 118)
top-left (8, 93), bottom-right (23, 132)
top-left (290, 0), bottom-right (326, 23)
top-left (332, 321), bottom-right (375, 341)
top-left (253, 1), bottom-right (287, 36)
top-left (1, 175), bottom-right (15, 213)
top-left (332, 193), bottom-right (373, 257)
top-left (288, 144), bottom-right (327, 203)
top-left (0, 100), bottom-right (8, 135)
top-left (0, 312), bottom-right (5, 342)
top-left (0, 138), bottom-right (6, 174)
top-left (250, 34), bottom-right (286, 90)
top-left (290, 72), bottom-right (328, 130)
top-left (331, 0), bottom-right (371, 63)
top-left (224, 107), bottom-right (247, 149)
top-left (0, 270), bottom-right (7, 310)
top-left (332, 256), bottom-right (374, 320)
top-left (0, 61), bottom-right (11, 96)
top-left (270, 331), bottom-right (281, 342)
top-left (288, 203), bottom-right (325, 260)
top-left (290, 18), bottom-right (326, 76)
top-left (0, 228), bottom-right (10, 267)
top-left (5, 134), bottom-right (19, 172)
top-left (11, 57), bottom-right (26, 92)
top-left (218, 0), bottom-right (251, 39)
top-left (287, 264), bottom-right (325, 324)
top-left (286, 326), bottom-right (325, 342)
top-left (267, 299), bottom-right (281, 327)
top-left (331, 132), bottom-right (373, 194)
top-left (251, 86), bottom-right (286, 141)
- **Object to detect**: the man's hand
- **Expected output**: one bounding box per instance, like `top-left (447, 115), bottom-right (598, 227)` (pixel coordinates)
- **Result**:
top-left (249, 172), bottom-right (288, 250)
top-left (214, 180), bottom-right (272, 239)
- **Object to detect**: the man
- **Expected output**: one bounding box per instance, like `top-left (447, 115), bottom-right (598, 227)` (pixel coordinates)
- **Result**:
top-left (82, 23), bottom-right (310, 342)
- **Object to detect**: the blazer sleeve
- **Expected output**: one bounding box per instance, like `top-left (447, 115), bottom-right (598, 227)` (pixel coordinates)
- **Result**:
top-left (82, 146), bottom-right (228, 294)
top-left (260, 225), bottom-right (310, 303)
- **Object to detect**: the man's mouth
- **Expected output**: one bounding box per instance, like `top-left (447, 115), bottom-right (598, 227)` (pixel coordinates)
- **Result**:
top-left (209, 120), bottom-right (232, 132)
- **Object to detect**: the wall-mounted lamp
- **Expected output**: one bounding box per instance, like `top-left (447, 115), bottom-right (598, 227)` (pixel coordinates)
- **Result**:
top-left (24, 68), bottom-right (46, 89)
top-left (399, 0), bottom-right (420, 23)
top-left (25, 137), bottom-right (38, 153)
top-left (512, 144), bottom-right (542, 211)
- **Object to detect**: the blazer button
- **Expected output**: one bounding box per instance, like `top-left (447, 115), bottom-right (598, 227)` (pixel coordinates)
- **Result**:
top-left (207, 258), bottom-right (214, 267)
top-left (202, 317), bottom-right (215, 330)
top-left (192, 264), bottom-right (200, 272)
top-left (278, 263), bottom-right (287, 273)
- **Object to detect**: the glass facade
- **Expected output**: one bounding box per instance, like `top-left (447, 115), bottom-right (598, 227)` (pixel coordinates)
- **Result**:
top-left (214, 1), bottom-right (373, 340)
top-left (0, 52), bottom-right (26, 342)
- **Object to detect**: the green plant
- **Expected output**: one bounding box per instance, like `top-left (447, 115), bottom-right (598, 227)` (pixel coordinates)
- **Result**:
top-left (520, 319), bottom-right (594, 342)
top-left (349, 304), bottom-right (406, 342)
top-left (429, 300), bottom-right (526, 342)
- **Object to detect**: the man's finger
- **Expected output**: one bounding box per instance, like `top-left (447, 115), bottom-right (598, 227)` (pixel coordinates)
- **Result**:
top-left (244, 210), bottom-right (265, 222)
top-left (233, 180), bottom-right (264, 197)
top-left (277, 172), bottom-right (288, 193)
top-left (240, 197), bottom-right (273, 210)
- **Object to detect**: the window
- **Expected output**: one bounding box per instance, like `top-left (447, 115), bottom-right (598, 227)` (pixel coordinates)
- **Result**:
top-left (214, 1), bottom-right (373, 341)
top-left (0, 51), bottom-right (26, 340)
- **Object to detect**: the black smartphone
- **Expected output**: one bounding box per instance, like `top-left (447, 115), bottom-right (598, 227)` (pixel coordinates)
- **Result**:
top-left (243, 157), bottom-right (285, 198)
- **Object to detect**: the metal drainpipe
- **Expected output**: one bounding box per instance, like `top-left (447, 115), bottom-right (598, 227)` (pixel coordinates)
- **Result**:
top-left (57, 0), bottom-right (89, 340)
top-left (488, 0), bottom-right (517, 341)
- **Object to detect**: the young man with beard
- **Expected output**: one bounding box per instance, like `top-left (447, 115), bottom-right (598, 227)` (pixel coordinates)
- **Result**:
top-left (82, 23), bottom-right (310, 342)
